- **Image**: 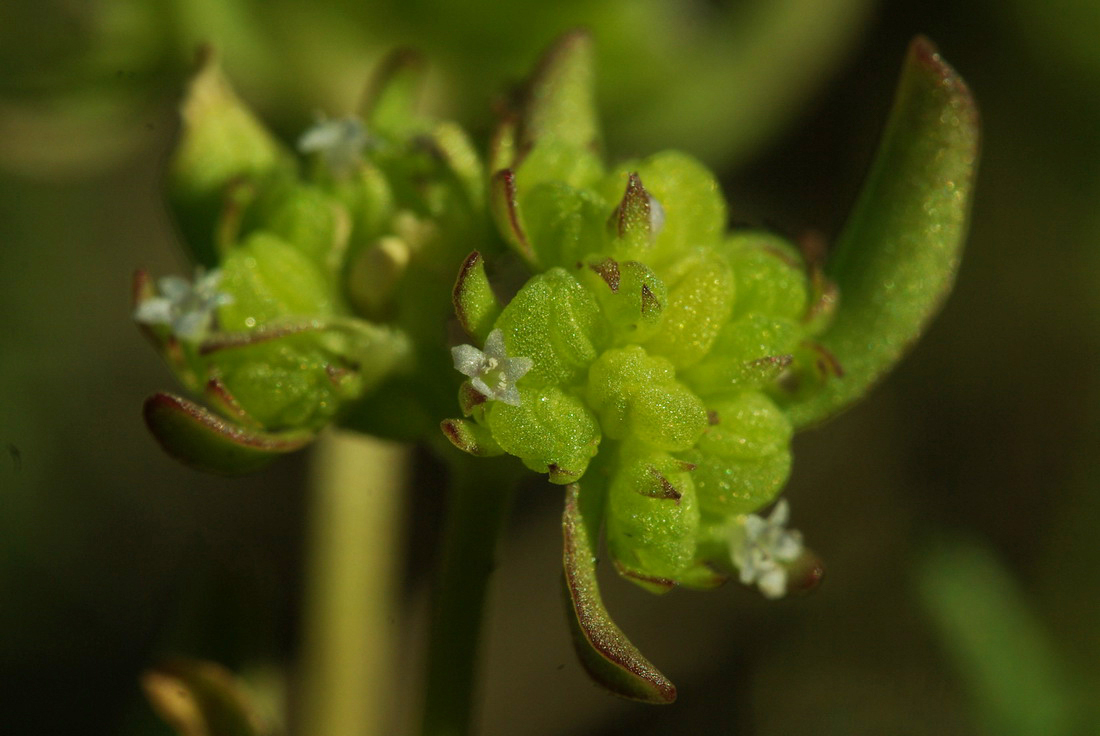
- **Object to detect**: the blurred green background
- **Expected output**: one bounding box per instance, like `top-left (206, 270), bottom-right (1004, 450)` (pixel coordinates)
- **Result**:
top-left (2, 0), bottom-right (1098, 734)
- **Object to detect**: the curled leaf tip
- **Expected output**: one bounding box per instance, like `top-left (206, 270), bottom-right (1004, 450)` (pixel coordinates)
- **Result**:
top-left (563, 483), bottom-right (677, 703)
top-left (144, 392), bottom-right (313, 475)
top-left (489, 169), bottom-right (535, 263)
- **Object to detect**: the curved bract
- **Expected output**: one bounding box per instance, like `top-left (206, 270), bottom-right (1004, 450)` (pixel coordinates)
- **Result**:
top-left (784, 36), bottom-right (980, 428)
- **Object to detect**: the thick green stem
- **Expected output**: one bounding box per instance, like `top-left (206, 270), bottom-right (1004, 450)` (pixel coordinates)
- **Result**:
top-left (299, 430), bottom-right (408, 736)
top-left (420, 455), bottom-right (519, 736)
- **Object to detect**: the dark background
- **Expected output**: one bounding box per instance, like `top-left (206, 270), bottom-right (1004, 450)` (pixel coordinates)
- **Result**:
top-left (2, 0), bottom-right (1097, 733)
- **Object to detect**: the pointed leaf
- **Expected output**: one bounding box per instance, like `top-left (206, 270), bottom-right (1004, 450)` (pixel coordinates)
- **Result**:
top-left (144, 392), bottom-right (314, 475)
top-left (489, 169), bottom-right (536, 264)
top-left (452, 251), bottom-right (501, 341)
top-left (562, 482), bottom-right (677, 704)
top-left (430, 121), bottom-right (486, 210)
top-left (361, 48), bottom-right (428, 135)
top-left (489, 117), bottom-right (518, 175)
top-left (521, 30), bottom-right (599, 153)
top-left (168, 47), bottom-right (292, 267)
top-left (142, 658), bottom-right (266, 736)
top-left (785, 36), bottom-right (980, 428)
top-left (440, 418), bottom-right (504, 457)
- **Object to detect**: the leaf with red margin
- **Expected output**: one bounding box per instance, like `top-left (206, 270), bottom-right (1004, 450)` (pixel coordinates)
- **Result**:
top-left (452, 251), bottom-right (501, 342)
top-left (489, 169), bottom-right (536, 265)
top-left (785, 36), bottom-right (980, 428)
top-left (144, 393), bottom-right (314, 475)
top-left (562, 482), bottom-right (677, 704)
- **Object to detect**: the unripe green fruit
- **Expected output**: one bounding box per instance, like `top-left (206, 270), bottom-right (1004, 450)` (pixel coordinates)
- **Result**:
top-left (606, 447), bottom-right (701, 585)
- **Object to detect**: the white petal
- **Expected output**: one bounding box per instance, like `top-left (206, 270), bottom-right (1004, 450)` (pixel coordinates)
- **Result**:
top-left (298, 122), bottom-right (341, 152)
top-left (738, 564), bottom-right (757, 586)
top-left (743, 514), bottom-right (767, 540)
top-left (758, 566), bottom-right (788, 599)
top-left (133, 299), bottom-right (174, 325)
top-left (772, 530), bottom-right (803, 562)
top-left (496, 384), bottom-right (523, 406)
top-left (173, 311), bottom-right (209, 340)
top-left (503, 356), bottom-right (533, 382)
top-left (452, 344), bottom-right (487, 376)
top-left (470, 376), bottom-right (493, 399)
top-left (482, 329), bottom-right (507, 360)
top-left (158, 276), bottom-right (191, 301)
top-left (768, 499), bottom-right (790, 526)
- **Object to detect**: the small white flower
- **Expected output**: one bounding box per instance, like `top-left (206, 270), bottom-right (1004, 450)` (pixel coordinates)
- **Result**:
top-left (298, 114), bottom-right (368, 176)
top-left (731, 499), bottom-right (804, 599)
top-left (451, 329), bottom-right (533, 407)
top-left (134, 268), bottom-right (233, 341)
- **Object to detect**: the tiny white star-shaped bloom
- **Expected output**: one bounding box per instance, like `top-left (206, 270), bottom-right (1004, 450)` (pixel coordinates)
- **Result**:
top-left (731, 499), bottom-right (804, 599)
top-left (298, 114), bottom-right (368, 176)
top-left (451, 329), bottom-right (533, 407)
top-left (133, 268), bottom-right (233, 341)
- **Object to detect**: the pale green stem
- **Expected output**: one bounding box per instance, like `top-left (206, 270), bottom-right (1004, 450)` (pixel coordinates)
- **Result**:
top-left (419, 456), bottom-right (519, 736)
top-left (299, 429), bottom-right (408, 736)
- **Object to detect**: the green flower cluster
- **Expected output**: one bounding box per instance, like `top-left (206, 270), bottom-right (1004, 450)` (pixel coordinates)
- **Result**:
top-left (437, 31), bottom-right (976, 701)
top-left (134, 29), bottom-right (978, 704)
top-left (134, 49), bottom-right (487, 471)
top-left (444, 115), bottom-right (835, 593)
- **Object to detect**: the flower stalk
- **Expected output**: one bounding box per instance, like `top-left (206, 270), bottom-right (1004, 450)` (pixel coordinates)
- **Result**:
top-left (419, 455), bottom-right (522, 736)
top-left (299, 430), bottom-right (407, 736)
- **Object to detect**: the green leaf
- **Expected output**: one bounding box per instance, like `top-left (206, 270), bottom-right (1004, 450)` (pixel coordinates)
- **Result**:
top-left (485, 385), bottom-right (600, 484)
top-left (606, 447), bottom-right (701, 586)
top-left (489, 169), bottom-right (536, 264)
top-left (685, 392), bottom-right (793, 518)
top-left (519, 181), bottom-right (608, 268)
top-left (785, 36), bottom-right (980, 428)
top-left (168, 48), bottom-right (292, 268)
top-left (218, 232), bottom-right (334, 329)
top-left (916, 537), bottom-right (1084, 736)
top-left (361, 48), bottom-right (428, 136)
top-left (452, 251), bottom-right (501, 341)
top-left (143, 392), bottom-right (314, 475)
top-left (142, 658), bottom-right (266, 736)
top-left (520, 29), bottom-right (600, 154)
top-left (642, 252), bottom-right (735, 369)
top-left (242, 182), bottom-right (351, 281)
top-left (430, 121), bottom-right (486, 211)
top-left (440, 417), bottom-right (504, 457)
top-left (493, 268), bottom-right (602, 387)
top-left (561, 482), bottom-right (677, 704)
